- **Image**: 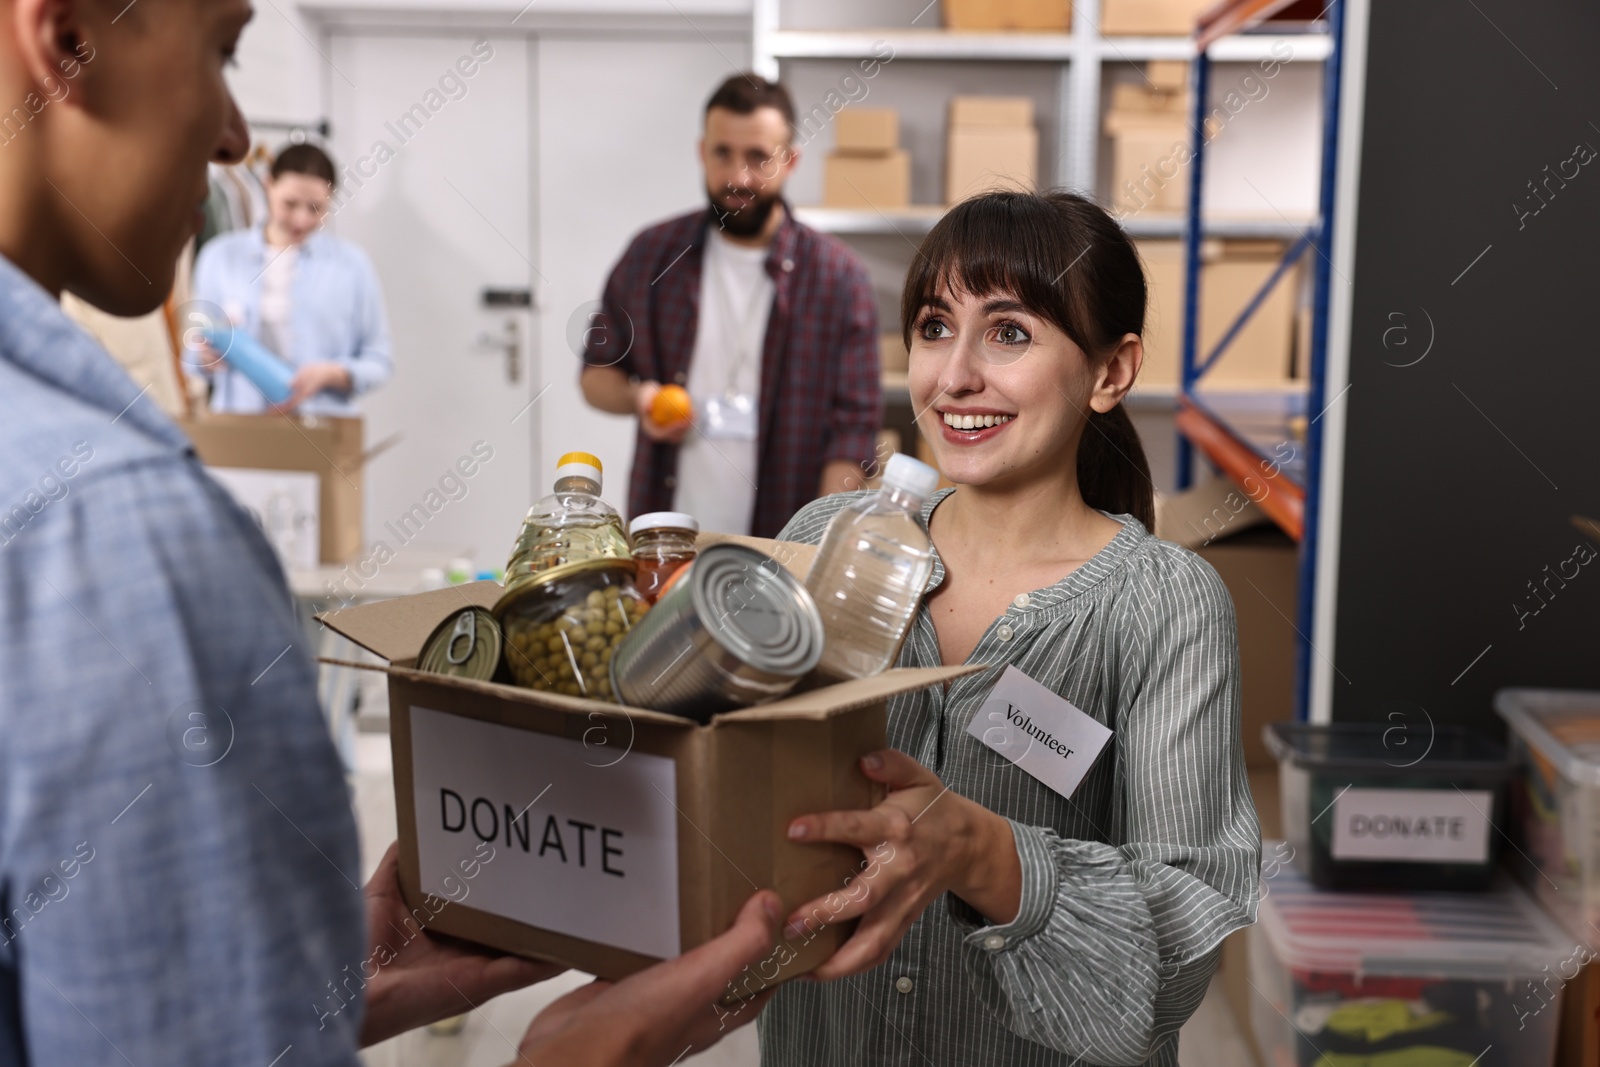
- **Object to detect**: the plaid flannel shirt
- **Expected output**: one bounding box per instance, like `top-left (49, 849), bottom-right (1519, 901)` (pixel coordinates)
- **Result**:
top-left (583, 205), bottom-right (880, 536)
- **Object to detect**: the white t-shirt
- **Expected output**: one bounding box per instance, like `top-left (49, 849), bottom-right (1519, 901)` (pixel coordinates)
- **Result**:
top-left (672, 230), bottom-right (774, 536)
top-left (257, 244), bottom-right (298, 360)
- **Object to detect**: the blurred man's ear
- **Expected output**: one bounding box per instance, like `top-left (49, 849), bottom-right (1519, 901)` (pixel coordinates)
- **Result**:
top-left (11, 0), bottom-right (96, 107)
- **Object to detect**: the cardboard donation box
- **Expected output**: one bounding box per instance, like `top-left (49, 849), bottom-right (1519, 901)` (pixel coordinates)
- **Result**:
top-left (946, 96), bottom-right (1038, 204)
top-left (1135, 238), bottom-right (1298, 387)
top-left (1100, 0), bottom-right (1212, 35)
top-left (824, 108), bottom-right (911, 210)
top-left (943, 0), bottom-right (1072, 31)
top-left (182, 412), bottom-right (365, 566)
top-left (318, 535), bottom-right (973, 989)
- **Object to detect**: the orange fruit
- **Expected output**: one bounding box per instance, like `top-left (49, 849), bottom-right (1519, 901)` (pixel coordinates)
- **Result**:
top-left (649, 384), bottom-right (694, 426)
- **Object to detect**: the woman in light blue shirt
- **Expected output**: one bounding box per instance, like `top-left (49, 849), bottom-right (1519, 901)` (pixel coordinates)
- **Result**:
top-left (193, 143), bottom-right (392, 415)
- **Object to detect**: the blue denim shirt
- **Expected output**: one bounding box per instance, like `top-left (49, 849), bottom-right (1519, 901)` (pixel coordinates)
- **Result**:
top-left (193, 228), bottom-right (393, 415)
top-left (0, 253), bottom-right (365, 1066)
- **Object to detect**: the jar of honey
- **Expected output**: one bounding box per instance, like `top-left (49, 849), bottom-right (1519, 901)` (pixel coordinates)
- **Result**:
top-left (628, 512), bottom-right (699, 604)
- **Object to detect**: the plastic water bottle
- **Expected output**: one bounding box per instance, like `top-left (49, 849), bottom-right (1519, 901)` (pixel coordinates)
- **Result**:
top-left (203, 326), bottom-right (294, 405)
top-left (806, 454), bottom-right (940, 683)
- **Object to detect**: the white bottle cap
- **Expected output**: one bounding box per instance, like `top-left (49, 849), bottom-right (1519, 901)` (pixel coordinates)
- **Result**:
top-left (555, 450), bottom-right (603, 489)
top-left (629, 511), bottom-right (700, 537)
top-left (882, 453), bottom-right (940, 499)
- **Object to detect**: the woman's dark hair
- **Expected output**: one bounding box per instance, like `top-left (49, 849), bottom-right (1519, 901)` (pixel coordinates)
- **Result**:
top-left (270, 143), bottom-right (338, 189)
top-left (901, 190), bottom-right (1155, 531)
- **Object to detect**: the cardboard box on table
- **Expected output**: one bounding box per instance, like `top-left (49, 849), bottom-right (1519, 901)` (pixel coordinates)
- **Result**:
top-left (181, 412), bottom-right (366, 565)
top-left (318, 534), bottom-right (976, 991)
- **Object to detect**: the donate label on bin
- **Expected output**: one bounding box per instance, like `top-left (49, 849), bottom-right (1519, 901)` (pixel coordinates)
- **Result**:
top-left (1329, 787), bottom-right (1492, 864)
top-left (408, 706), bottom-right (681, 959)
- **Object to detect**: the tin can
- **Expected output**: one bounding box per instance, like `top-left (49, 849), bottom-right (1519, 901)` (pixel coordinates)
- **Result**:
top-left (610, 543), bottom-right (822, 721)
top-left (418, 606), bottom-right (502, 681)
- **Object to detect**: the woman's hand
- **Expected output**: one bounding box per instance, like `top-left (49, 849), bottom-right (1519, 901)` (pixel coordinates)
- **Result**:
top-left (782, 750), bottom-right (1022, 981)
top-left (510, 889), bottom-right (783, 1067)
top-left (278, 361), bottom-right (353, 411)
top-left (359, 843), bottom-right (566, 1047)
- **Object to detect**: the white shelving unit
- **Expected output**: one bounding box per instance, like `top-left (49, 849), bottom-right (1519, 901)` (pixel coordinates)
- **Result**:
top-left (794, 205), bottom-right (1317, 239)
top-left (753, 0), bottom-right (1328, 205)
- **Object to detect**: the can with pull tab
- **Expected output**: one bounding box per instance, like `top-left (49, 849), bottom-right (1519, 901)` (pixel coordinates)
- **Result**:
top-left (418, 606), bottom-right (503, 681)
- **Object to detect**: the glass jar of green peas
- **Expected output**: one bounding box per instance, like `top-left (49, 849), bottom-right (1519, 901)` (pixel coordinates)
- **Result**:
top-left (492, 558), bottom-right (650, 699)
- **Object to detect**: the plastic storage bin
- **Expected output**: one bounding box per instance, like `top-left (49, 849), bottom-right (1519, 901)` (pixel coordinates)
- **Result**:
top-left (1250, 845), bottom-right (1571, 1067)
top-left (1496, 688), bottom-right (1600, 942)
top-left (1265, 722), bottom-right (1517, 891)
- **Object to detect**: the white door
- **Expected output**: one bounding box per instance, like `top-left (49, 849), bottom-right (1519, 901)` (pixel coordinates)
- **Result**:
top-left (327, 33), bottom-right (537, 573)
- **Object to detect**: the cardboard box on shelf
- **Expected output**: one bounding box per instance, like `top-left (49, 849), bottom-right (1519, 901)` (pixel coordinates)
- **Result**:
top-left (946, 96), bottom-right (1038, 204)
top-left (1135, 238), bottom-right (1185, 388)
top-left (944, 0), bottom-right (1072, 31)
top-left (1202, 239), bottom-right (1299, 383)
top-left (947, 126), bottom-right (1039, 202)
top-left (879, 332), bottom-right (909, 375)
top-left (835, 108), bottom-right (899, 155)
top-left (1105, 108), bottom-right (1190, 215)
top-left (181, 412), bottom-right (367, 564)
top-left (949, 95), bottom-right (1035, 128)
top-left (1134, 238), bottom-right (1298, 387)
top-left (318, 539), bottom-right (975, 990)
top-left (1157, 478), bottom-right (1297, 772)
top-left (824, 149), bottom-right (911, 209)
top-left (1146, 59), bottom-right (1188, 91)
top-left (1108, 82), bottom-right (1189, 115)
top-left (1100, 0), bottom-right (1213, 35)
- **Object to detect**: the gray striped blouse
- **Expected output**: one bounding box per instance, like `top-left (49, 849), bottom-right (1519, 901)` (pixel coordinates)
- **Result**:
top-left (758, 488), bottom-right (1261, 1067)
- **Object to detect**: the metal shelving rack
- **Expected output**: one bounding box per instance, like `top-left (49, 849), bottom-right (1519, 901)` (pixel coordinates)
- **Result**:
top-left (1175, 0), bottom-right (1346, 720)
top-left (751, 0), bottom-right (1329, 244)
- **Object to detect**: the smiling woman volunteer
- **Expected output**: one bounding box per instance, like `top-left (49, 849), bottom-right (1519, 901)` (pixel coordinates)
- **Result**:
top-left (761, 191), bottom-right (1261, 1067)
top-left (194, 143), bottom-right (392, 413)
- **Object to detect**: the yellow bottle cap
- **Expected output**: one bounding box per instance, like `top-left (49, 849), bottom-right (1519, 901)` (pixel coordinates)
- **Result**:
top-left (559, 451), bottom-right (602, 471)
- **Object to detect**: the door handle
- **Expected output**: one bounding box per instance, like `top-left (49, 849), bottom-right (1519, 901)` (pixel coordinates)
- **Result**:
top-left (475, 318), bottom-right (521, 384)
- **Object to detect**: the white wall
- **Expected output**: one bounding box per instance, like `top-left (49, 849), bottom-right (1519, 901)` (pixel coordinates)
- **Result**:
top-left (534, 34), bottom-right (752, 506)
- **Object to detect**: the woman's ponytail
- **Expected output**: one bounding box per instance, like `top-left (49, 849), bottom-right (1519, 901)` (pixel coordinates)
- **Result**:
top-left (1078, 406), bottom-right (1154, 531)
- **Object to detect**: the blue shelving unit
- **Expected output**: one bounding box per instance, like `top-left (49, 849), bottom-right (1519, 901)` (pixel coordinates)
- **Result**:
top-left (1175, 0), bottom-right (1347, 721)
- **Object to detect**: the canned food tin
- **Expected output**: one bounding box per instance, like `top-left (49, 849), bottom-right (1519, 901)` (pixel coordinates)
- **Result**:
top-left (610, 543), bottom-right (823, 721)
top-left (418, 606), bottom-right (503, 680)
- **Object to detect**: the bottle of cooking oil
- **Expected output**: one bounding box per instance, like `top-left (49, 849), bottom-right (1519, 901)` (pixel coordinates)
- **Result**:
top-left (504, 452), bottom-right (631, 589)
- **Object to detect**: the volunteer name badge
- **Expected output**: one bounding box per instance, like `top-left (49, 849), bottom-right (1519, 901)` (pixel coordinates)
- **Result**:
top-left (700, 392), bottom-right (757, 441)
top-left (966, 666), bottom-right (1112, 799)
top-left (408, 707), bottom-right (681, 959)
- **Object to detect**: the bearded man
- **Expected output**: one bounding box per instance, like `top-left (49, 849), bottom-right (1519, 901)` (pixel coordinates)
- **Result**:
top-left (579, 73), bottom-right (881, 537)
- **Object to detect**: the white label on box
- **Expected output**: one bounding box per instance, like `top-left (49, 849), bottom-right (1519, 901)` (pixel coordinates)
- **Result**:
top-left (966, 666), bottom-right (1113, 800)
top-left (207, 466), bottom-right (320, 570)
top-left (408, 706), bottom-right (680, 959)
top-left (1330, 787), bottom-right (1493, 864)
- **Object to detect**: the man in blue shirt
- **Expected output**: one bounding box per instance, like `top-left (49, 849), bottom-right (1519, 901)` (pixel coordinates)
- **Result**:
top-left (0, 0), bottom-right (780, 1064)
